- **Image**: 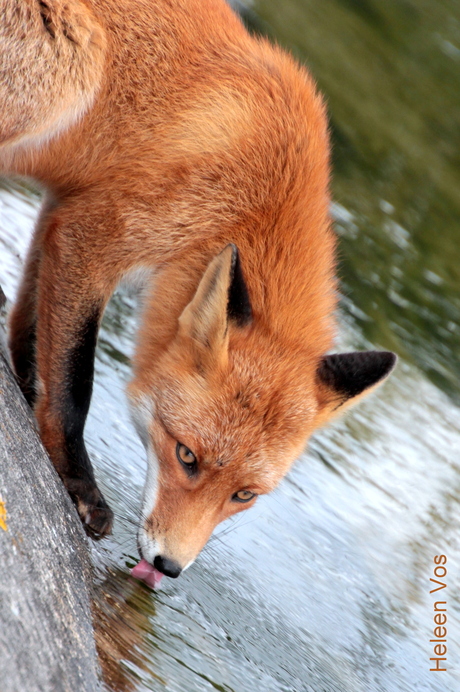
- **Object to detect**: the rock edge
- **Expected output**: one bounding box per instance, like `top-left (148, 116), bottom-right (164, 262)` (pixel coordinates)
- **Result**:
top-left (0, 286), bottom-right (100, 692)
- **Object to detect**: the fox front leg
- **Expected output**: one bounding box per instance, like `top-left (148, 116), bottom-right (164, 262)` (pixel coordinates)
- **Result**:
top-left (36, 300), bottom-right (113, 539)
top-left (30, 204), bottom-right (123, 539)
top-left (8, 201), bottom-right (56, 407)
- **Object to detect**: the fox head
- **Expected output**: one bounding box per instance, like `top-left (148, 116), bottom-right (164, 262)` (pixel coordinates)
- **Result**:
top-left (128, 244), bottom-right (396, 578)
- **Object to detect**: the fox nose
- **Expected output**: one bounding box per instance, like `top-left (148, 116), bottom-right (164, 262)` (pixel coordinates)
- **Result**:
top-left (154, 555), bottom-right (182, 578)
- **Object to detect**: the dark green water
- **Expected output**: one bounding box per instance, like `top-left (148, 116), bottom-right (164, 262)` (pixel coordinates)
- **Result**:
top-left (1, 1), bottom-right (459, 690)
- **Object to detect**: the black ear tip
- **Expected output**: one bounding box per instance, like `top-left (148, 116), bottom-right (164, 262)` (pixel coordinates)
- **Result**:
top-left (360, 350), bottom-right (398, 384)
top-left (318, 349), bottom-right (398, 401)
top-left (378, 351), bottom-right (398, 376)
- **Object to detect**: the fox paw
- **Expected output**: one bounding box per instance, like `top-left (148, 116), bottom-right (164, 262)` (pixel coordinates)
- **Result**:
top-left (65, 477), bottom-right (114, 540)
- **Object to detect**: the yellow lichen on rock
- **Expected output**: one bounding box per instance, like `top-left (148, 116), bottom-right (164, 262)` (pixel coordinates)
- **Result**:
top-left (0, 498), bottom-right (7, 531)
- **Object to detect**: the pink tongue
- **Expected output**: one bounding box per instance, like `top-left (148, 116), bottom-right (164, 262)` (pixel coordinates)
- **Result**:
top-left (131, 558), bottom-right (164, 589)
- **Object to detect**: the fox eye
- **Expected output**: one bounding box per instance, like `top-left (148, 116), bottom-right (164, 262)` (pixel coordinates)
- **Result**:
top-left (232, 490), bottom-right (256, 503)
top-left (176, 442), bottom-right (197, 473)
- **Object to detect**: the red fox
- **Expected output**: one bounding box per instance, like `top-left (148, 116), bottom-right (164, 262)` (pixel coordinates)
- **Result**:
top-left (1, 0), bottom-right (395, 584)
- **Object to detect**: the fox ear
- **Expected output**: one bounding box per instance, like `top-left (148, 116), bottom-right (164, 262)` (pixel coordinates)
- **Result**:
top-left (227, 245), bottom-right (252, 327)
top-left (315, 351), bottom-right (397, 424)
top-left (179, 244), bottom-right (252, 360)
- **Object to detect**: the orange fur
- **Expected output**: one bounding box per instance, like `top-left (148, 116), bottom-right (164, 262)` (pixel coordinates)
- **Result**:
top-left (1, 0), bottom-right (395, 570)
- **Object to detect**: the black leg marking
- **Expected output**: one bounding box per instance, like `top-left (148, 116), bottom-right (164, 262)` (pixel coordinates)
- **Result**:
top-left (61, 304), bottom-right (113, 538)
top-left (10, 322), bottom-right (38, 408)
top-left (63, 305), bottom-right (100, 448)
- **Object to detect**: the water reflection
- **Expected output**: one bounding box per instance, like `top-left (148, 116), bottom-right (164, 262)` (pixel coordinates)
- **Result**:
top-left (93, 568), bottom-right (160, 692)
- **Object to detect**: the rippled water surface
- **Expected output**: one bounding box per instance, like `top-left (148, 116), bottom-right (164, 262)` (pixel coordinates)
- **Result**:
top-left (1, 0), bottom-right (460, 690)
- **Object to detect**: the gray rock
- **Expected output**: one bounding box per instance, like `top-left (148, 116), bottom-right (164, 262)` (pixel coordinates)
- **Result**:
top-left (0, 292), bottom-right (100, 692)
